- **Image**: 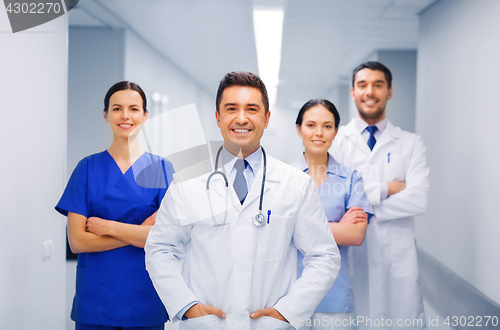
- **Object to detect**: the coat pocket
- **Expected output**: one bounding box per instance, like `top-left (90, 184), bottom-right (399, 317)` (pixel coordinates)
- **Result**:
top-left (258, 316), bottom-right (294, 329)
top-left (257, 215), bottom-right (292, 262)
top-left (383, 152), bottom-right (406, 182)
top-left (181, 314), bottom-right (220, 330)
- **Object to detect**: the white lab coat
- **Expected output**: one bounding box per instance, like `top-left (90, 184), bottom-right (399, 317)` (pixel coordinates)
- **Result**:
top-left (330, 119), bottom-right (429, 329)
top-left (145, 154), bottom-right (340, 330)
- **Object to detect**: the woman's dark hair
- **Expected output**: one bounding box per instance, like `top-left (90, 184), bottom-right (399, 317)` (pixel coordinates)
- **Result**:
top-left (295, 99), bottom-right (340, 129)
top-left (103, 81), bottom-right (147, 113)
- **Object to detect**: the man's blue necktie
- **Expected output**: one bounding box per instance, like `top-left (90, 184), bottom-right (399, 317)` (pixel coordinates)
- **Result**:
top-left (366, 125), bottom-right (378, 151)
top-left (233, 159), bottom-right (248, 204)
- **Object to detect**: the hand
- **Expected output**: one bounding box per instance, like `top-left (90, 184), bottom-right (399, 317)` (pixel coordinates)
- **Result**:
top-left (339, 207), bottom-right (367, 224)
top-left (184, 303), bottom-right (226, 320)
top-left (387, 181), bottom-right (406, 196)
top-left (250, 308), bottom-right (288, 323)
top-left (86, 217), bottom-right (111, 236)
top-left (141, 211), bottom-right (157, 226)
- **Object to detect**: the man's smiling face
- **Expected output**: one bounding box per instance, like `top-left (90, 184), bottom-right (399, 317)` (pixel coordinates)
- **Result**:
top-left (216, 85), bottom-right (270, 158)
top-left (351, 68), bottom-right (393, 123)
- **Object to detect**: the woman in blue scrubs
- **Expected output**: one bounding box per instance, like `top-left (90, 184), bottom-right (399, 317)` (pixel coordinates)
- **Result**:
top-left (56, 81), bottom-right (174, 330)
top-left (292, 99), bottom-right (373, 330)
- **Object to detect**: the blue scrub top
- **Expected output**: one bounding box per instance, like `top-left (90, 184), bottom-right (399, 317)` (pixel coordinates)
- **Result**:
top-left (56, 151), bottom-right (174, 327)
top-left (292, 153), bottom-right (373, 313)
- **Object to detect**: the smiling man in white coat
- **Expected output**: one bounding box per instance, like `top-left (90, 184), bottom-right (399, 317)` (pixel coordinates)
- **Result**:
top-left (330, 62), bottom-right (430, 329)
top-left (145, 71), bottom-right (340, 330)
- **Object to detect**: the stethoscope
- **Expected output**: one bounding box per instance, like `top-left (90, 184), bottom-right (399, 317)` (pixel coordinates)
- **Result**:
top-left (206, 146), bottom-right (267, 227)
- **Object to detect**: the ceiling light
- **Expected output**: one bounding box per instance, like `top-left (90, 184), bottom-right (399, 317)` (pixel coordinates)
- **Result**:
top-left (253, 7), bottom-right (284, 108)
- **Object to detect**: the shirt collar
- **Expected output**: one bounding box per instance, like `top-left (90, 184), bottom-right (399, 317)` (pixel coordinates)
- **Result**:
top-left (355, 115), bottom-right (388, 134)
top-left (294, 153), bottom-right (309, 172)
top-left (222, 146), bottom-right (262, 176)
top-left (294, 153), bottom-right (347, 178)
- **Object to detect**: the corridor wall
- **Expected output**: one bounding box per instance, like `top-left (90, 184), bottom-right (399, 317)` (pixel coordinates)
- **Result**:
top-left (68, 27), bottom-right (216, 176)
top-left (415, 0), bottom-right (500, 312)
top-left (0, 12), bottom-right (68, 330)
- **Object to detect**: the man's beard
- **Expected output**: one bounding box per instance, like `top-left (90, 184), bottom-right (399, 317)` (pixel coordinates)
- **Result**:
top-left (358, 105), bottom-right (385, 122)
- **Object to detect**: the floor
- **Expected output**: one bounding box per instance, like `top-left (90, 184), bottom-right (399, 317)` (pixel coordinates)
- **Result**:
top-left (423, 298), bottom-right (454, 329)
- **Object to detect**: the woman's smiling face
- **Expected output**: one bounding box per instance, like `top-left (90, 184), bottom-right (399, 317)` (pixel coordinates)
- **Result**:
top-left (104, 89), bottom-right (148, 140)
top-left (297, 104), bottom-right (337, 155)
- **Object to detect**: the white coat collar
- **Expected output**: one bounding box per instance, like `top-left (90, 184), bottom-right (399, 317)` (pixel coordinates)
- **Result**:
top-left (221, 146), bottom-right (262, 180)
top-left (354, 116), bottom-right (388, 135)
top-left (202, 147), bottom-right (279, 212)
top-left (242, 151), bottom-right (280, 211)
top-left (342, 118), bottom-right (400, 155)
top-left (374, 120), bottom-right (400, 152)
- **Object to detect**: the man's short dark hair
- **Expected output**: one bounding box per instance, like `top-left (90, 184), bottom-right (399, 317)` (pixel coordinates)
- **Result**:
top-left (216, 71), bottom-right (269, 114)
top-left (352, 61), bottom-right (392, 89)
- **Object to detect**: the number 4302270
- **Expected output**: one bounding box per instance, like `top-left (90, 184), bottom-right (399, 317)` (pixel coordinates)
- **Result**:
top-left (6, 2), bottom-right (62, 14)
top-left (444, 315), bottom-right (498, 327)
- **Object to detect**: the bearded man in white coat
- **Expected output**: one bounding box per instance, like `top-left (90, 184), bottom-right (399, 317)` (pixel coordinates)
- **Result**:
top-left (330, 62), bottom-right (430, 330)
top-left (146, 71), bottom-right (340, 330)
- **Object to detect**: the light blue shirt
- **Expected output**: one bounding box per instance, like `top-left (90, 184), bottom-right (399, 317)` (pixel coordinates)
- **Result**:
top-left (223, 146), bottom-right (262, 188)
top-left (292, 153), bottom-right (373, 313)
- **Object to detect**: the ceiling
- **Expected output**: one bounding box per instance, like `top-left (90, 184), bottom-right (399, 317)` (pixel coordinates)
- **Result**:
top-left (69, 0), bottom-right (436, 109)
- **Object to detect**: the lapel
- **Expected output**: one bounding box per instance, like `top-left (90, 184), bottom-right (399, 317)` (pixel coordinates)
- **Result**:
top-left (371, 120), bottom-right (400, 156)
top-left (201, 151), bottom-right (281, 213)
top-left (201, 171), bottom-right (242, 212)
top-left (343, 119), bottom-right (371, 157)
top-left (241, 154), bottom-right (280, 211)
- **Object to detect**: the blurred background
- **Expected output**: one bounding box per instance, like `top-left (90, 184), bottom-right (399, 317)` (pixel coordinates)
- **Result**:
top-left (1, 0), bottom-right (499, 329)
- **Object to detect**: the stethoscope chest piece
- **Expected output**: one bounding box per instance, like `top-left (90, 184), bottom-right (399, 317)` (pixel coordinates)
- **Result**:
top-left (253, 213), bottom-right (266, 227)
